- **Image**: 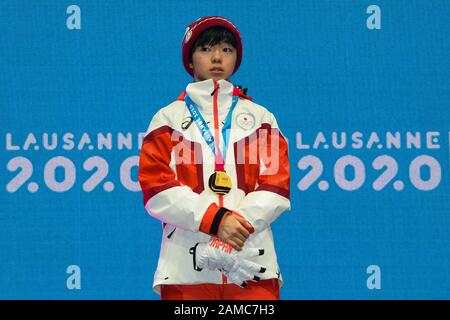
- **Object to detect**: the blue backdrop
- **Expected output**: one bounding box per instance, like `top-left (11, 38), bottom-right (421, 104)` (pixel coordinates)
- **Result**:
top-left (1, 0), bottom-right (449, 299)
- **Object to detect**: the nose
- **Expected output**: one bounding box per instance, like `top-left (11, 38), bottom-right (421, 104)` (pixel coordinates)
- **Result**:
top-left (211, 48), bottom-right (222, 63)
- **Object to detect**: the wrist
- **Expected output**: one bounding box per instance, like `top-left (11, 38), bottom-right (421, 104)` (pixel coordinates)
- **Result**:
top-left (199, 203), bottom-right (231, 237)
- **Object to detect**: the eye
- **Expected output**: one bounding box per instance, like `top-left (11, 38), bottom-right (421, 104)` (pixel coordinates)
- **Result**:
top-left (200, 46), bottom-right (211, 52)
top-left (223, 47), bottom-right (234, 53)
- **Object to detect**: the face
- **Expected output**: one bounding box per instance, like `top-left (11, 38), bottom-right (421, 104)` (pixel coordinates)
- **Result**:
top-left (189, 42), bottom-right (237, 82)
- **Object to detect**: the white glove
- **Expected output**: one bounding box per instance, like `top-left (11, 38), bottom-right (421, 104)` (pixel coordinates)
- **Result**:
top-left (222, 250), bottom-right (267, 288)
top-left (189, 238), bottom-right (266, 288)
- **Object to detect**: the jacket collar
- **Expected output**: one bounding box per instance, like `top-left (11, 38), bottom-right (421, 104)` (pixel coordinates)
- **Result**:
top-left (185, 79), bottom-right (234, 116)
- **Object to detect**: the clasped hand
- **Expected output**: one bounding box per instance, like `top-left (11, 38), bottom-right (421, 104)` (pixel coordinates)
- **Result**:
top-left (190, 238), bottom-right (266, 288)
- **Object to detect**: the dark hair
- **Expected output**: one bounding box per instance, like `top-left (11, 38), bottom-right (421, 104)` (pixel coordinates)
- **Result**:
top-left (190, 26), bottom-right (237, 61)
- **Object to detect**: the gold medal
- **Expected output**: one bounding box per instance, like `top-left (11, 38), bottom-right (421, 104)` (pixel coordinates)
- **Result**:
top-left (208, 171), bottom-right (232, 195)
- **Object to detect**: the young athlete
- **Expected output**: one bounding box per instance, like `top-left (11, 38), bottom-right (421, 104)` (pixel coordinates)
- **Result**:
top-left (138, 16), bottom-right (290, 300)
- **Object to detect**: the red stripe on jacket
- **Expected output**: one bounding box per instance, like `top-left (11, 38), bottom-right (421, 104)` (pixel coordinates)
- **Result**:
top-left (234, 123), bottom-right (290, 199)
top-left (138, 125), bottom-right (204, 205)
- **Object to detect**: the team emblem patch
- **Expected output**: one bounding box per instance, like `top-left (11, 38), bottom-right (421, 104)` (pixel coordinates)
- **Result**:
top-left (236, 113), bottom-right (255, 130)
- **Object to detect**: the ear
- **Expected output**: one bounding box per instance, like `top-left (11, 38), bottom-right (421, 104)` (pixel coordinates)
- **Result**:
top-left (189, 63), bottom-right (193, 69)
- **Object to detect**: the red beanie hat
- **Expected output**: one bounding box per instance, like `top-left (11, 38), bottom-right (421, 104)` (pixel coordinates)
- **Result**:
top-left (182, 16), bottom-right (243, 77)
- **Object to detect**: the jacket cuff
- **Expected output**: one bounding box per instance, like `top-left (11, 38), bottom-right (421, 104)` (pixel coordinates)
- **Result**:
top-left (199, 203), bottom-right (231, 236)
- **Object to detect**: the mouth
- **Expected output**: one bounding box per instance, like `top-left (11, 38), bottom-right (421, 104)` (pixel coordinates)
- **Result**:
top-left (210, 68), bottom-right (224, 73)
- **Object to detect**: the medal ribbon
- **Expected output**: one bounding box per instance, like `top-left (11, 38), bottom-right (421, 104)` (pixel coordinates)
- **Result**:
top-left (185, 89), bottom-right (238, 171)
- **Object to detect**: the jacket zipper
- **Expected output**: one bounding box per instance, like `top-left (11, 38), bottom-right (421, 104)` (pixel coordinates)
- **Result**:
top-left (213, 81), bottom-right (228, 286)
top-left (212, 81), bottom-right (224, 209)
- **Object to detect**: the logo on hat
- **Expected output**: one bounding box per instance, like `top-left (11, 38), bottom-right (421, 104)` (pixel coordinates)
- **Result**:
top-left (184, 28), bottom-right (193, 43)
top-left (236, 113), bottom-right (255, 130)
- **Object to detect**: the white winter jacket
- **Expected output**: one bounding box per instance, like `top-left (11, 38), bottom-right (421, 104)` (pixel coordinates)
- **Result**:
top-left (138, 79), bottom-right (290, 294)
